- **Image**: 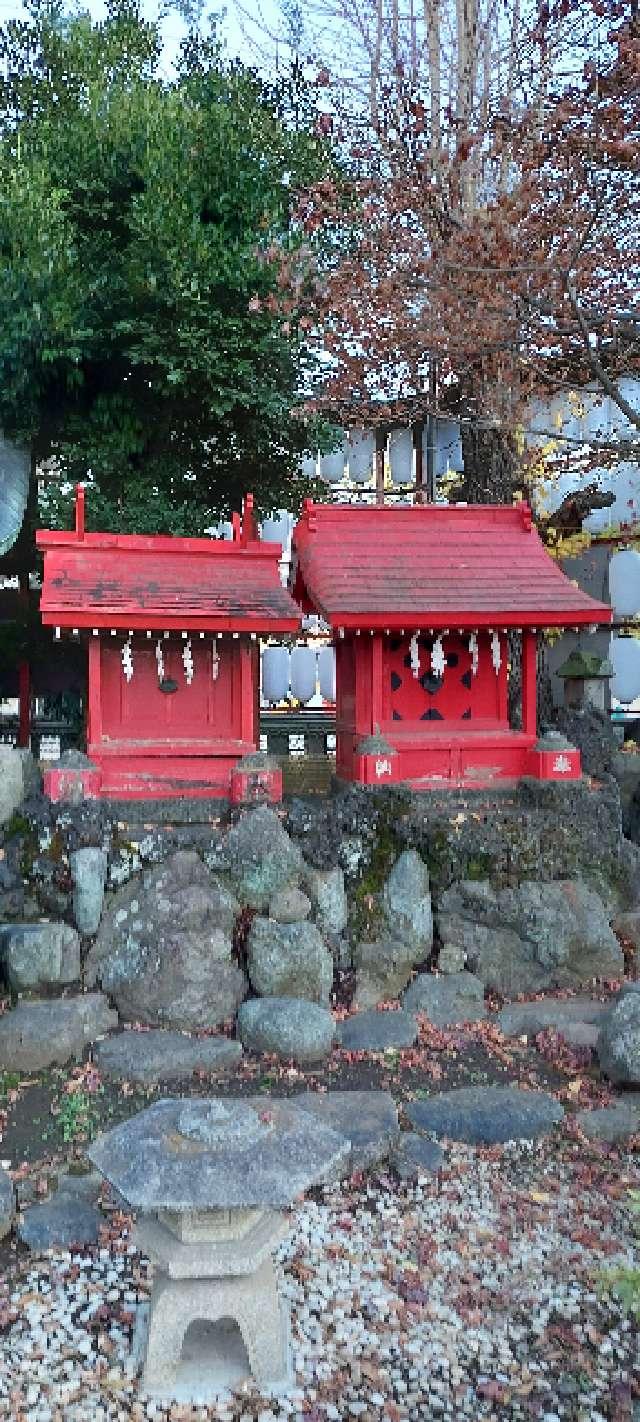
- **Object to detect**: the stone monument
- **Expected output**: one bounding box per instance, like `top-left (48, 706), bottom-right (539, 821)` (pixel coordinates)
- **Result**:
top-left (89, 1097), bottom-right (349, 1402)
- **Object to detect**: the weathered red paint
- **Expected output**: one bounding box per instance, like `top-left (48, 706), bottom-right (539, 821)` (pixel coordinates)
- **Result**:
top-left (293, 501), bottom-right (612, 790)
top-left (37, 490), bottom-right (300, 801)
top-left (292, 500), bottom-right (613, 628)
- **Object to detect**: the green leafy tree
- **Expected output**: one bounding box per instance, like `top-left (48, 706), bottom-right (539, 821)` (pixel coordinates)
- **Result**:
top-left (0, 0), bottom-right (333, 537)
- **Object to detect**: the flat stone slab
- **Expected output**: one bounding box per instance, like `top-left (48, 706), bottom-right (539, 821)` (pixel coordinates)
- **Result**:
top-left (391, 1134), bottom-right (444, 1180)
top-left (94, 1031), bottom-right (242, 1084)
top-left (556, 1022), bottom-right (600, 1050)
top-left (18, 1196), bottom-right (102, 1251)
top-left (407, 1086), bottom-right (564, 1144)
top-left (338, 1010), bottom-right (418, 1053)
top-left (0, 994), bottom-right (117, 1072)
top-left (402, 971), bottom-right (487, 1025)
top-left (576, 1103), bottom-right (640, 1143)
top-left (292, 1090), bottom-right (400, 1176)
top-left (498, 997), bottom-right (607, 1037)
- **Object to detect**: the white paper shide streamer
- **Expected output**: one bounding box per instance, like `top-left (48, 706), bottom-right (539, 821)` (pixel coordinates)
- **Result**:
top-left (155, 639), bottom-right (165, 682)
top-left (409, 633), bottom-right (420, 679)
top-left (182, 638), bottom-right (194, 685)
top-left (469, 632), bottom-right (479, 676)
top-left (122, 637), bottom-right (134, 682)
top-left (491, 631), bottom-right (501, 674)
top-left (431, 635), bottom-right (445, 678)
top-left (211, 641), bottom-right (219, 681)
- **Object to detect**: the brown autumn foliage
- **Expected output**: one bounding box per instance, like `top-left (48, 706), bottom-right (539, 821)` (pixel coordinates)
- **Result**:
top-left (277, 1), bottom-right (639, 464)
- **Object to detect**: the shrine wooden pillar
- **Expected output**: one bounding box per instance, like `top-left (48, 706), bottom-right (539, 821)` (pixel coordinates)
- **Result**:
top-left (370, 632), bottom-right (384, 731)
top-left (521, 629), bottom-right (538, 738)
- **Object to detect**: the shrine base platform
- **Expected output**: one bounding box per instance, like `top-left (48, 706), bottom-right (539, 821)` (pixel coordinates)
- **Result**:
top-left (353, 728), bottom-right (581, 791)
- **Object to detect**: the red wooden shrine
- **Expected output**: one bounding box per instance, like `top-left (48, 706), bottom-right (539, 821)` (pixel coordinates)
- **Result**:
top-left (292, 501), bottom-right (612, 790)
top-left (37, 488), bottom-right (300, 801)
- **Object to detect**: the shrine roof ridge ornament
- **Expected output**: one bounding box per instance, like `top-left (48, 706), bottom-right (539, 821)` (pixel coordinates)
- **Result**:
top-left (291, 499), bottom-right (612, 632)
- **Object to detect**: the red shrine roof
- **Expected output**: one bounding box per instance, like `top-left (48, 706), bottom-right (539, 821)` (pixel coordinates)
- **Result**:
top-left (37, 494), bottom-right (300, 634)
top-left (292, 501), bottom-right (612, 630)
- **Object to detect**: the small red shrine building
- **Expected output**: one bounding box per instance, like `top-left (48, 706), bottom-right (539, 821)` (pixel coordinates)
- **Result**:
top-left (37, 489), bottom-right (300, 801)
top-left (292, 500), bottom-right (612, 789)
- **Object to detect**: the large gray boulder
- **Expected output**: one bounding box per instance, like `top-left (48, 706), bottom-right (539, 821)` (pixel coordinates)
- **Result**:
top-left (598, 993), bottom-right (640, 1084)
top-left (247, 917), bottom-right (333, 1005)
top-left (437, 879), bottom-right (623, 994)
top-left (0, 922), bottom-right (81, 993)
top-left (0, 746), bottom-right (40, 824)
top-left (85, 850), bottom-right (246, 1029)
top-left (70, 847), bottom-right (107, 935)
top-left (407, 1086), bottom-right (564, 1144)
top-left (94, 1030), bottom-right (242, 1085)
top-left (207, 806), bottom-right (302, 909)
top-left (382, 850), bottom-right (433, 957)
top-left (353, 938), bottom-right (417, 1009)
top-left (303, 865), bottom-right (348, 937)
top-left (0, 994), bottom-right (116, 1071)
top-left (402, 971), bottom-right (487, 1025)
top-left (237, 997), bottom-right (335, 1063)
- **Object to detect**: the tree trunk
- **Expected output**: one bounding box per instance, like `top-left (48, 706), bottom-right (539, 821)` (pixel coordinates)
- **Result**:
top-left (458, 425), bottom-right (518, 504)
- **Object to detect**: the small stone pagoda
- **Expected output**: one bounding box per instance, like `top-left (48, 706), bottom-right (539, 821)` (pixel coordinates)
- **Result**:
top-left (89, 1097), bottom-right (349, 1402)
top-left (37, 487), bottom-right (300, 802)
top-left (291, 500), bottom-right (612, 789)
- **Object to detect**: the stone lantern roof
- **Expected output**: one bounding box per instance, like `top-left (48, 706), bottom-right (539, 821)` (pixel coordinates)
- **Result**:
top-left (556, 650), bottom-right (613, 680)
top-left (88, 1097), bottom-right (350, 1212)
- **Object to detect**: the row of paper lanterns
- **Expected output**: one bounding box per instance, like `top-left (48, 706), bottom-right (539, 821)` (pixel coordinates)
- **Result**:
top-left (259, 635), bottom-right (640, 705)
top-left (301, 421), bottom-right (464, 486)
top-left (261, 645), bottom-right (335, 705)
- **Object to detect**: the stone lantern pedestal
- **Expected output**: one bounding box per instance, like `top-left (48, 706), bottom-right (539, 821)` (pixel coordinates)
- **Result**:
top-left (89, 1097), bottom-right (349, 1403)
top-left (135, 1206), bottom-right (290, 1399)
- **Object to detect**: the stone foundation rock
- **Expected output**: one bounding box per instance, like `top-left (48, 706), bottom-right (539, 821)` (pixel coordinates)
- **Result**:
top-left (207, 806), bottom-right (302, 909)
top-left (437, 879), bottom-right (623, 994)
top-left (237, 997), bottom-right (335, 1063)
top-left (402, 971), bottom-right (487, 1025)
top-left (85, 851), bottom-right (246, 1029)
top-left (246, 918), bottom-right (333, 1005)
top-left (0, 922), bottom-right (81, 993)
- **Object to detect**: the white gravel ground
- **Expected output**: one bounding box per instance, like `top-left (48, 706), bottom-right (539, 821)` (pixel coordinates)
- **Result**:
top-left (0, 1137), bottom-right (637, 1422)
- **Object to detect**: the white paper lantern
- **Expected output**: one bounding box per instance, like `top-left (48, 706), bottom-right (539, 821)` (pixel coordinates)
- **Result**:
top-left (301, 453), bottom-right (318, 479)
top-left (347, 430), bottom-right (375, 484)
top-left (389, 428), bottom-right (413, 485)
top-left (609, 549), bottom-right (640, 618)
top-left (261, 646), bottom-right (290, 704)
top-left (318, 646), bottom-right (336, 702)
top-left (611, 635), bottom-right (640, 705)
top-left (319, 442), bottom-right (347, 482)
top-left (290, 646), bottom-right (317, 704)
top-left (435, 419), bottom-right (464, 475)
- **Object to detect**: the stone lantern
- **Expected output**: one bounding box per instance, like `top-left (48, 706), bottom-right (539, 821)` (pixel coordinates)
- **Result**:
top-left (89, 1097), bottom-right (349, 1403)
top-left (556, 649), bottom-right (613, 713)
